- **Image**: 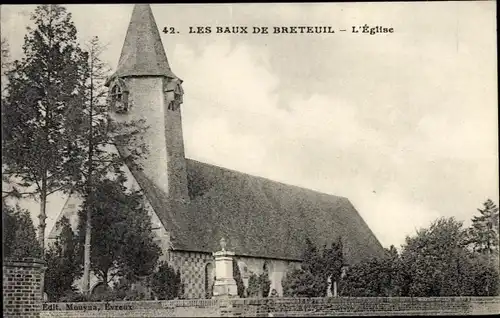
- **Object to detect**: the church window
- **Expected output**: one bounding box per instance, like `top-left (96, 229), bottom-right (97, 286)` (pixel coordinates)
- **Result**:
top-left (110, 83), bottom-right (129, 113)
top-left (167, 81), bottom-right (183, 111)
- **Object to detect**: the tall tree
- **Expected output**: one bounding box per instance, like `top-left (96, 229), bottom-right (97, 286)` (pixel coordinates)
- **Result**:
top-left (466, 199), bottom-right (499, 256)
top-left (65, 35), bottom-right (148, 294)
top-left (1, 5), bottom-right (86, 250)
top-left (464, 199), bottom-right (500, 295)
top-left (2, 202), bottom-right (42, 259)
top-left (76, 178), bottom-right (161, 286)
top-left (44, 216), bottom-right (82, 301)
top-left (71, 35), bottom-right (110, 296)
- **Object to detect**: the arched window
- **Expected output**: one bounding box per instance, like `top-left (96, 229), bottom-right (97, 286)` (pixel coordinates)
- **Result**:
top-left (111, 84), bottom-right (122, 101)
top-left (109, 80), bottom-right (129, 113)
top-left (205, 263), bottom-right (214, 299)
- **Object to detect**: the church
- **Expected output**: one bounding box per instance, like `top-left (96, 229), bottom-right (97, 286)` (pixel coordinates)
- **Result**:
top-left (48, 4), bottom-right (385, 299)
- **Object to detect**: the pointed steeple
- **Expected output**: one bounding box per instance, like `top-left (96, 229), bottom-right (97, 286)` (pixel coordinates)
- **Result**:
top-left (111, 4), bottom-right (177, 80)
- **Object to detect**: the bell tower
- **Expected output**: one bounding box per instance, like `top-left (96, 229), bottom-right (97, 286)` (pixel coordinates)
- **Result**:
top-left (106, 4), bottom-right (189, 203)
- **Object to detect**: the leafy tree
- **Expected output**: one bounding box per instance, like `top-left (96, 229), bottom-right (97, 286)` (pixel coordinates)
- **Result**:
top-left (467, 253), bottom-right (499, 296)
top-left (1, 5), bottom-right (87, 250)
top-left (247, 273), bottom-right (260, 297)
top-left (399, 217), bottom-right (475, 296)
top-left (149, 261), bottom-right (182, 300)
top-left (44, 216), bottom-right (82, 301)
top-left (381, 245), bottom-right (403, 296)
top-left (466, 199), bottom-right (499, 256)
top-left (2, 202), bottom-right (42, 259)
top-left (340, 245), bottom-right (403, 297)
top-left (76, 178), bottom-right (161, 285)
top-left (341, 257), bottom-right (391, 297)
top-left (339, 214), bottom-right (499, 298)
top-left (282, 267), bottom-right (318, 297)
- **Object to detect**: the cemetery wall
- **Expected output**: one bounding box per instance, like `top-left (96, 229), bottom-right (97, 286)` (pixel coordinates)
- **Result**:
top-left (39, 296), bottom-right (500, 317)
top-left (3, 258), bottom-right (46, 318)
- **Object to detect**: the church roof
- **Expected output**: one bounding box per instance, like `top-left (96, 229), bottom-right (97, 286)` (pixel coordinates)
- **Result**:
top-left (109, 4), bottom-right (178, 81)
top-left (130, 158), bottom-right (385, 264)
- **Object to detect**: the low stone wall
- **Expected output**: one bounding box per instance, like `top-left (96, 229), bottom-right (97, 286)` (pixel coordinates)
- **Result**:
top-left (3, 258), bottom-right (46, 318)
top-left (39, 297), bottom-right (500, 317)
top-left (230, 297), bottom-right (500, 316)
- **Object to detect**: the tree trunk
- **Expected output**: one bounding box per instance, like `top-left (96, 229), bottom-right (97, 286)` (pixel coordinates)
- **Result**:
top-left (102, 269), bottom-right (108, 288)
top-left (82, 204), bottom-right (92, 295)
top-left (38, 176), bottom-right (47, 251)
top-left (82, 47), bottom-right (95, 295)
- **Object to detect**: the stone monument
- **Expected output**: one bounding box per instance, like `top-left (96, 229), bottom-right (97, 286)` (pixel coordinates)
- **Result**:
top-left (327, 276), bottom-right (333, 297)
top-left (212, 237), bottom-right (239, 298)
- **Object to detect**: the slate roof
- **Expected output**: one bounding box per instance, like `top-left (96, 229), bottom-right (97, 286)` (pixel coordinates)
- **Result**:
top-left (130, 158), bottom-right (386, 264)
top-left (109, 4), bottom-right (178, 82)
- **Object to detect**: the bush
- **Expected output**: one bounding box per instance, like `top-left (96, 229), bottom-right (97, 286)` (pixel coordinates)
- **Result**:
top-left (282, 237), bottom-right (342, 298)
top-left (247, 271), bottom-right (271, 297)
top-left (282, 268), bottom-right (321, 297)
top-left (150, 261), bottom-right (182, 300)
top-left (247, 273), bottom-right (260, 297)
top-left (468, 255), bottom-right (500, 296)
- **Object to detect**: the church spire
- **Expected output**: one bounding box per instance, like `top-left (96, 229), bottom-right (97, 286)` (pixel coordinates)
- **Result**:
top-left (111, 4), bottom-right (177, 80)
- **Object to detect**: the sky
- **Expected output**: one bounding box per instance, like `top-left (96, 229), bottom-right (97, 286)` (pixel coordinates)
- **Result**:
top-left (1, 2), bottom-right (498, 249)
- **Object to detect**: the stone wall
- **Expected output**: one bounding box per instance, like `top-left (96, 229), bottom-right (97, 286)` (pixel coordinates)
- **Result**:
top-left (3, 258), bottom-right (46, 318)
top-left (39, 297), bottom-right (500, 317)
top-left (229, 297), bottom-right (500, 316)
